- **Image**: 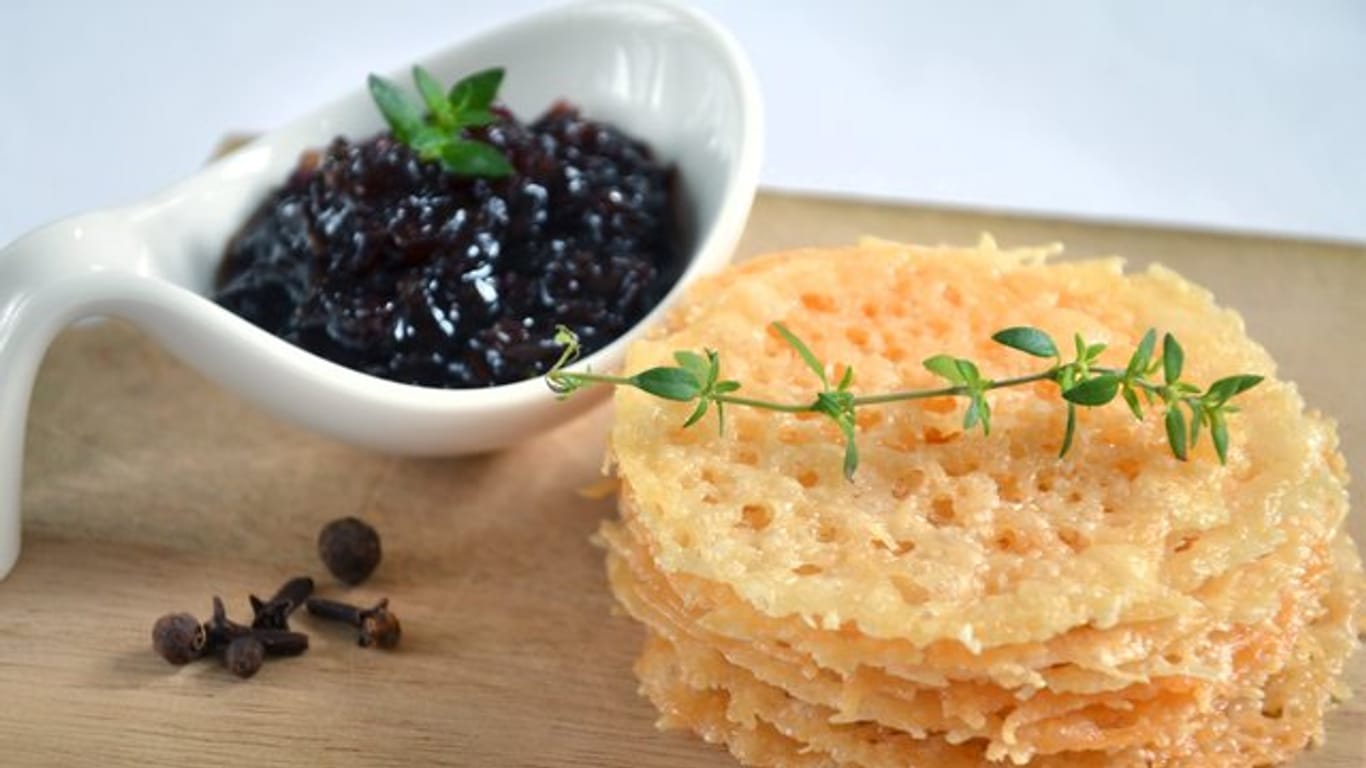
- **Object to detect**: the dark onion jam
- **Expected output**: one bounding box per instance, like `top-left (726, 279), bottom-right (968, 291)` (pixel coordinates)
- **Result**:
top-left (214, 103), bottom-right (681, 388)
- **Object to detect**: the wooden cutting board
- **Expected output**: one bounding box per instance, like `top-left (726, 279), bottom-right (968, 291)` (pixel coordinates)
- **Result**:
top-left (2, 192), bottom-right (1363, 766)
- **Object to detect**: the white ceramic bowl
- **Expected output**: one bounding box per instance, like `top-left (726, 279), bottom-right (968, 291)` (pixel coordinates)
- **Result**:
top-left (0, 0), bottom-right (762, 578)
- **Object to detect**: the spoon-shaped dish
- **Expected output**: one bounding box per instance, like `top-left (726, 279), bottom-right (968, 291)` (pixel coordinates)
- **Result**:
top-left (0, 0), bottom-right (762, 579)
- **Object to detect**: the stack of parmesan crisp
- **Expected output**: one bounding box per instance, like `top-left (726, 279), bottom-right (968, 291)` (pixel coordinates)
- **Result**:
top-left (600, 240), bottom-right (1363, 766)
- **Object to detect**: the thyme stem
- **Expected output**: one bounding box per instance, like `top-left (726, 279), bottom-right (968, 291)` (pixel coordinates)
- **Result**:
top-left (850, 370), bottom-right (1057, 406)
top-left (545, 323), bottom-right (1262, 478)
top-left (708, 394), bottom-right (813, 414)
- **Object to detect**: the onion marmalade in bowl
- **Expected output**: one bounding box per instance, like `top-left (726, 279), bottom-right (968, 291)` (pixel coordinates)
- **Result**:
top-left (215, 97), bottom-right (680, 388)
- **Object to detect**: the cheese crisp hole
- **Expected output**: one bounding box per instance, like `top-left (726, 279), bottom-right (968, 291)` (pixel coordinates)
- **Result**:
top-left (921, 398), bottom-right (957, 415)
top-left (870, 539), bottom-right (916, 556)
top-left (1115, 457), bottom-right (1143, 481)
top-left (943, 456), bottom-right (979, 478)
top-left (735, 421), bottom-right (763, 445)
top-left (844, 327), bottom-right (870, 347)
top-left (1173, 534), bottom-right (1199, 553)
top-left (929, 497), bottom-right (956, 527)
top-left (733, 446), bottom-right (760, 466)
top-left (891, 470), bottom-right (926, 500)
top-left (1058, 528), bottom-right (1088, 553)
top-left (997, 474), bottom-right (1025, 503)
top-left (801, 293), bottom-right (837, 313)
top-left (795, 468), bottom-right (820, 488)
top-left (699, 468), bottom-right (722, 505)
top-left (891, 573), bottom-right (930, 603)
top-left (792, 564), bottom-right (823, 576)
top-left (923, 426), bottom-right (958, 444)
top-left (739, 504), bottom-right (773, 531)
top-left (855, 409), bottom-right (883, 429)
top-left (995, 529), bottom-right (1021, 552)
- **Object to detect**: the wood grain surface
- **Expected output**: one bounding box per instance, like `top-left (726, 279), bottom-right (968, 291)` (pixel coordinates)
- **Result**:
top-left (2, 192), bottom-right (1363, 766)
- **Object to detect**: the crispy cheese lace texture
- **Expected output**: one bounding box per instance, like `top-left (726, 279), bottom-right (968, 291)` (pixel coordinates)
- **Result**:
top-left (602, 238), bottom-right (1363, 766)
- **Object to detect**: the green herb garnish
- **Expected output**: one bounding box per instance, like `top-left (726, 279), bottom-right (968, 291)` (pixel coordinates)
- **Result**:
top-left (367, 66), bottom-right (513, 177)
top-left (546, 324), bottom-right (1263, 479)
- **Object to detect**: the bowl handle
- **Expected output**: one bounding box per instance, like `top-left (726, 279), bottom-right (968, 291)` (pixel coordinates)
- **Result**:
top-left (0, 213), bottom-right (152, 580)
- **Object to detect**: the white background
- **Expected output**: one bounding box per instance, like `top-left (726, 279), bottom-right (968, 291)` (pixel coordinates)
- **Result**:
top-left (2, 0), bottom-right (1363, 245)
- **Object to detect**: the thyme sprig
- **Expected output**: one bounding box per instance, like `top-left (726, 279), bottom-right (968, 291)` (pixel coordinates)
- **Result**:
top-left (546, 324), bottom-right (1262, 479)
top-left (368, 66), bottom-right (513, 177)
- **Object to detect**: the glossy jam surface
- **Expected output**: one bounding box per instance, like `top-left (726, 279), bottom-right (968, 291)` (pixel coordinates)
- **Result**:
top-left (214, 104), bottom-right (681, 388)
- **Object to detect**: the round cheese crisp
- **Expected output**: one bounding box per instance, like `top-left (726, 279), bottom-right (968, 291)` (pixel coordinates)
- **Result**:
top-left (604, 238), bottom-right (1363, 766)
top-left (612, 239), bottom-right (1349, 646)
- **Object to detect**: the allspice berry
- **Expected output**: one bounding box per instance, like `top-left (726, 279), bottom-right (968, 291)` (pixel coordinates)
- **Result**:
top-left (317, 516), bottom-right (382, 585)
top-left (152, 612), bottom-right (207, 665)
top-left (224, 635), bottom-right (265, 678)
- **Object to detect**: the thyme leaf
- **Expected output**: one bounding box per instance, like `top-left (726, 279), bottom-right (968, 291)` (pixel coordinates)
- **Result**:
top-left (367, 66), bottom-right (512, 177)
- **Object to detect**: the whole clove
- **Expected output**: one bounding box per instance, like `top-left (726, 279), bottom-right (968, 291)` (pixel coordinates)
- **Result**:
top-left (251, 629), bottom-right (310, 657)
top-left (249, 576), bottom-right (315, 630)
top-left (307, 597), bottom-right (401, 649)
top-left (204, 596), bottom-right (252, 651)
top-left (206, 596), bottom-right (310, 658)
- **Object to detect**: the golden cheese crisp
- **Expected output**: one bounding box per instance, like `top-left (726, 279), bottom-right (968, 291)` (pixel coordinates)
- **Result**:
top-left (603, 238), bottom-right (1362, 766)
